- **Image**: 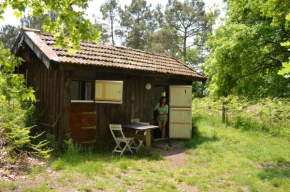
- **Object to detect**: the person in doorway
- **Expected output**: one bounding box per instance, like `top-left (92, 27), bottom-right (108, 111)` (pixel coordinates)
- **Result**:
top-left (154, 96), bottom-right (168, 139)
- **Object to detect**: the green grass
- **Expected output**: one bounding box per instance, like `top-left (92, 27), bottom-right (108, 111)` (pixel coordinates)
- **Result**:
top-left (184, 116), bottom-right (290, 191)
top-left (1, 115), bottom-right (290, 191)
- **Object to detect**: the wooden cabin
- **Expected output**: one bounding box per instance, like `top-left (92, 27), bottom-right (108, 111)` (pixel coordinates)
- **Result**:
top-left (12, 28), bottom-right (206, 147)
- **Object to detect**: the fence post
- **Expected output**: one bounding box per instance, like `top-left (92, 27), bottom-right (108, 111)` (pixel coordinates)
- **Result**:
top-left (222, 102), bottom-right (226, 123)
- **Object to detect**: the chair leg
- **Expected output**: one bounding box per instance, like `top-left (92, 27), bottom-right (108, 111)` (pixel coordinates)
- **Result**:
top-left (126, 140), bottom-right (133, 154)
top-left (131, 140), bottom-right (138, 148)
top-left (120, 145), bottom-right (126, 155)
top-left (113, 141), bottom-right (120, 153)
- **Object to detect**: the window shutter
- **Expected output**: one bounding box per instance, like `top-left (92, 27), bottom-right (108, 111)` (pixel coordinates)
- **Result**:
top-left (95, 80), bottom-right (123, 103)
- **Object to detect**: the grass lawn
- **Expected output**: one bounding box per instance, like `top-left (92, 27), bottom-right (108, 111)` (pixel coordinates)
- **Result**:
top-left (1, 116), bottom-right (290, 192)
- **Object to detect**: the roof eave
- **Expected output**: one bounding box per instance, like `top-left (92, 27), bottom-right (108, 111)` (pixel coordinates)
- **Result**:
top-left (11, 29), bottom-right (59, 69)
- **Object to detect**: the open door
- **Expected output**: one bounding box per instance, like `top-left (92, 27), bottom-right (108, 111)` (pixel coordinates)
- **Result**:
top-left (169, 86), bottom-right (192, 139)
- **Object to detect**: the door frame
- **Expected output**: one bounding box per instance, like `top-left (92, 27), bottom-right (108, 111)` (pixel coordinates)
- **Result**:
top-left (153, 83), bottom-right (170, 138)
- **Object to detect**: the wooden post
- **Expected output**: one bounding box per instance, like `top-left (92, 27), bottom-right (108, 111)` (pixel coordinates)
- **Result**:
top-left (222, 102), bottom-right (226, 123)
top-left (146, 129), bottom-right (152, 153)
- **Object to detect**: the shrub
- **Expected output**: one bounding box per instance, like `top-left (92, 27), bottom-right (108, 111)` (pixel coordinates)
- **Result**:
top-left (192, 96), bottom-right (290, 139)
top-left (0, 44), bottom-right (51, 159)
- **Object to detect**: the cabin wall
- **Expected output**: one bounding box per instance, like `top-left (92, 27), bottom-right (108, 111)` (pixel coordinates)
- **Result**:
top-left (69, 70), bottom-right (155, 147)
top-left (70, 69), bottom-right (192, 147)
top-left (95, 72), bottom-right (155, 147)
top-left (24, 60), bottom-right (71, 145)
top-left (24, 61), bottom-right (193, 148)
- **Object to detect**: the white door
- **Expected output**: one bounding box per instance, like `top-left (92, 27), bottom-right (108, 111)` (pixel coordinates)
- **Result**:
top-left (169, 85), bottom-right (192, 139)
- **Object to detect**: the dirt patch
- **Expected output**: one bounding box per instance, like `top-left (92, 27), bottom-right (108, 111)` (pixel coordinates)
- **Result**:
top-left (177, 183), bottom-right (198, 192)
top-left (152, 146), bottom-right (191, 168)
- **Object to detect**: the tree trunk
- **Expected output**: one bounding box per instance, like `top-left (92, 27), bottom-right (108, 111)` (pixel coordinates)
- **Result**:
top-left (183, 29), bottom-right (187, 60)
top-left (110, 16), bottom-right (115, 45)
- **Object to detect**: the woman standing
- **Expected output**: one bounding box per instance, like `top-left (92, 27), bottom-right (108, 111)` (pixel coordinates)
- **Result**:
top-left (154, 96), bottom-right (168, 139)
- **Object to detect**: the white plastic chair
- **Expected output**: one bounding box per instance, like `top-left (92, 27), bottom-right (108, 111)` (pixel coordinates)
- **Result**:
top-left (109, 124), bottom-right (134, 155)
top-left (130, 119), bottom-right (148, 151)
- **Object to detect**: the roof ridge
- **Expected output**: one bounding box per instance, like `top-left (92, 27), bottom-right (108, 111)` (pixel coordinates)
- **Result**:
top-left (106, 44), bottom-right (178, 60)
top-left (22, 28), bottom-right (41, 33)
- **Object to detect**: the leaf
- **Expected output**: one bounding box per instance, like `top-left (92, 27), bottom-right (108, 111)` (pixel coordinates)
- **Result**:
top-left (13, 11), bottom-right (22, 18)
top-left (278, 62), bottom-right (290, 77)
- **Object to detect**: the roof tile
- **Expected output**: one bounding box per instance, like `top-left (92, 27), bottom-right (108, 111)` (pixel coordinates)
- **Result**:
top-left (32, 32), bottom-right (205, 79)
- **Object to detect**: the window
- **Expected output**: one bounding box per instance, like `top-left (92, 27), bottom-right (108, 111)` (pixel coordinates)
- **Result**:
top-left (70, 80), bottom-right (94, 102)
top-left (95, 80), bottom-right (123, 104)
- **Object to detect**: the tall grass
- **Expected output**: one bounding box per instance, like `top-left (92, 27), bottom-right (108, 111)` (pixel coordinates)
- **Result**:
top-left (192, 97), bottom-right (290, 139)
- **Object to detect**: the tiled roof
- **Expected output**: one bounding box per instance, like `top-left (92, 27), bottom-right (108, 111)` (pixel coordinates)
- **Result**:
top-left (18, 29), bottom-right (206, 80)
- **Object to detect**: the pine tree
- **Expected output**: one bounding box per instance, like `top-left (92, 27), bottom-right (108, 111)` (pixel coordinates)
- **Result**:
top-left (100, 0), bottom-right (119, 45)
top-left (118, 0), bottom-right (156, 50)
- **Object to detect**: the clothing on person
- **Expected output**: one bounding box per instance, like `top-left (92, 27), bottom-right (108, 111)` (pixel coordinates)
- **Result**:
top-left (154, 103), bottom-right (168, 121)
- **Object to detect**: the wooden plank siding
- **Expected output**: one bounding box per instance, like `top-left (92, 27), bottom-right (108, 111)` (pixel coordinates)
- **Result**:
top-left (24, 60), bottom-right (71, 146)
top-left (92, 72), bottom-right (155, 148)
top-left (23, 59), bottom-right (193, 148)
top-left (68, 70), bottom-right (192, 148)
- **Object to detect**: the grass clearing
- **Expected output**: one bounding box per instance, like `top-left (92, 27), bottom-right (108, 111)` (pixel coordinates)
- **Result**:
top-left (1, 115), bottom-right (290, 191)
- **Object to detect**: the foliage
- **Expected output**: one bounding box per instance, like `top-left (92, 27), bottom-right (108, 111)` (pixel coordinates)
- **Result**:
top-left (118, 0), bottom-right (156, 50)
top-left (279, 13), bottom-right (290, 77)
top-left (191, 115), bottom-right (201, 138)
top-left (192, 81), bottom-right (207, 98)
top-left (91, 16), bottom-right (110, 44)
top-left (163, 0), bottom-right (218, 62)
top-left (0, 0), bottom-right (101, 51)
top-left (0, 44), bottom-right (51, 158)
top-left (192, 97), bottom-right (290, 139)
top-left (100, 0), bottom-right (119, 45)
top-left (204, 0), bottom-right (290, 98)
top-left (146, 0), bottom-right (218, 66)
top-left (20, 11), bottom-right (58, 31)
top-left (0, 25), bottom-right (20, 49)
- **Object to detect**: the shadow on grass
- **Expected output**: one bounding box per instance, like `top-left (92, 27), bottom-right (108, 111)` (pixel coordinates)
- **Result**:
top-left (258, 158), bottom-right (290, 186)
top-left (50, 146), bottom-right (164, 172)
top-left (49, 146), bottom-right (164, 169)
top-left (185, 136), bottom-right (219, 148)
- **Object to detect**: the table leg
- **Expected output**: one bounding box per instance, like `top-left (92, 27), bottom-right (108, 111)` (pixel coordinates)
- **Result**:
top-left (146, 129), bottom-right (151, 152)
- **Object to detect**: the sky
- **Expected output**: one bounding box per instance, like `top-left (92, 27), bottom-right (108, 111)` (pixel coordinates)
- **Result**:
top-left (0, 0), bottom-right (225, 28)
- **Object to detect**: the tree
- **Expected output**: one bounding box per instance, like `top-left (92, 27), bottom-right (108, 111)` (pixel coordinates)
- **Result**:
top-left (204, 0), bottom-right (290, 98)
top-left (0, 25), bottom-right (20, 49)
top-left (278, 13), bottom-right (290, 77)
top-left (118, 0), bottom-right (156, 50)
top-left (100, 0), bottom-right (119, 45)
top-left (163, 0), bottom-right (218, 62)
top-left (0, 0), bottom-right (100, 50)
top-left (20, 11), bottom-right (58, 31)
top-left (92, 15), bottom-right (110, 44)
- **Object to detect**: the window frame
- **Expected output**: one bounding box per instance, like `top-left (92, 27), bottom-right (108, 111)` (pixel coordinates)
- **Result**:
top-left (70, 80), bottom-right (95, 103)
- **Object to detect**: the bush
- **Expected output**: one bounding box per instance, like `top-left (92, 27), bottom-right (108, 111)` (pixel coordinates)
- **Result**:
top-left (0, 44), bottom-right (51, 159)
top-left (192, 96), bottom-right (290, 139)
top-left (192, 115), bottom-right (202, 138)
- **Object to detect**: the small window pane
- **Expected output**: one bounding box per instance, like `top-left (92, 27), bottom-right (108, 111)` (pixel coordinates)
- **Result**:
top-left (85, 82), bottom-right (93, 100)
top-left (71, 81), bottom-right (79, 100)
